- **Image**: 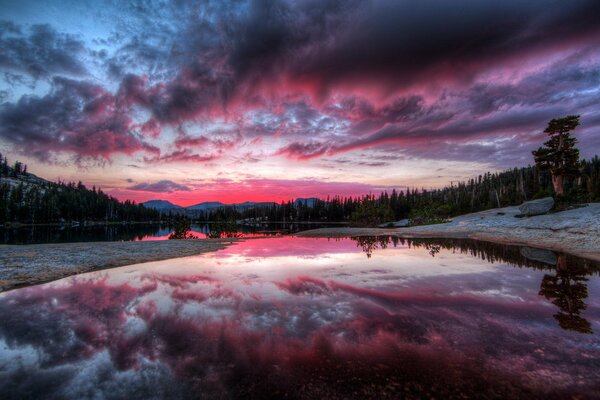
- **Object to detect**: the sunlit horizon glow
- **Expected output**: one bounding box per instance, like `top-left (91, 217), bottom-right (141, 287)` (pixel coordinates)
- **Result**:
top-left (1, 1), bottom-right (599, 205)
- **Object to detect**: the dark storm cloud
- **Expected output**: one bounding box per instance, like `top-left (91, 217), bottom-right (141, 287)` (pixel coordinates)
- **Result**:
top-left (127, 180), bottom-right (191, 192)
top-left (157, 0), bottom-right (600, 99)
top-left (106, 0), bottom-right (600, 143)
top-left (465, 62), bottom-right (600, 115)
top-left (285, 0), bottom-right (600, 91)
top-left (2, 0), bottom-right (600, 165)
top-left (0, 77), bottom-right (159, 161)
top-left (323, 57), bottom-right (600, 162)
top-left (0, 23), bottom-right (88, 79)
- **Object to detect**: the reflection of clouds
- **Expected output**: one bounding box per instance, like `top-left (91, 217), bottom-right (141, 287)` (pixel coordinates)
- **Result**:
top-left (0, 239), bottom-right (599, 398)
top-left (140, 273), bottom-right (216, 289)
top-left (276, 276), bottom-right (332, 296)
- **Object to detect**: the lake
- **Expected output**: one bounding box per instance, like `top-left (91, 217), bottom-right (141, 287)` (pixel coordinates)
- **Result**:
top-left (0, 237), bottom-right (599, 399)
top-left (0, 222), bottom-right (342, 244)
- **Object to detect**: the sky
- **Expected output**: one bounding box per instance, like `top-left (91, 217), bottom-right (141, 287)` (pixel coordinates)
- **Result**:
top-left (1, 0), bottom-right (599, 206)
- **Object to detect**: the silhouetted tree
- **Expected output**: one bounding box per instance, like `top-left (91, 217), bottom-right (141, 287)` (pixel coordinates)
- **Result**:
top-left (352, 236), bottom-right (390, 258)
top-left (533, 115), bottom-right (580, 195)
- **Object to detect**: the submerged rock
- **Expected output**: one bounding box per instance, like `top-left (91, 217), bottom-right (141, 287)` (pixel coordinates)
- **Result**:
top-left (378, 219), bottom-right (410, 228)
top-left (518, 197), bottom-right (554, 216)
top-left (520, 246), bottom-right (558, 266)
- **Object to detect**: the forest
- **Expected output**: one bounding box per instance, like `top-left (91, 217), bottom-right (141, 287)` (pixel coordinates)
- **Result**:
top-left (200, 156), bottom-right (600, 226)
top-left (0, 154), bottom-right (160, 224)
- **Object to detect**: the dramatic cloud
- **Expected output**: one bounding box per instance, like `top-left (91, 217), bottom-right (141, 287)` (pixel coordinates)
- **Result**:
top-left (281, 1), bottom-right (600, 93)
top-left (0, 23), bottom-right (87, 79)
top-left (1, 0), bottom-right (599, 197)
top-left (127, 180), bottom-right (191, 193)
top-left (276, 141), bottom-right (330, 160)
top-left (0, 77), bottom-right (159, 162)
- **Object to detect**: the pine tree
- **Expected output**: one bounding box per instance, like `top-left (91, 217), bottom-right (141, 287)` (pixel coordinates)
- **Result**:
top-left (532, 115), bottom-right (580, 195)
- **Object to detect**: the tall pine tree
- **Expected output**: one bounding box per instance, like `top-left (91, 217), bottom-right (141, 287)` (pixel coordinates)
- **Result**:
top-left (532, 115), bottom-right (580, 195)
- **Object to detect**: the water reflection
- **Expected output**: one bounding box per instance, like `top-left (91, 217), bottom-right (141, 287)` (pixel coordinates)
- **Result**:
top-left (0, 223), bottom-right (167, 244)
top-left (0, 222), bottom-right (338, 244)
top-left (352, 236), bottom-right (598, 334)
top-left (0, 237), bottom-right (599, 399)
top-left (540, 255), bottom-right (592, 334)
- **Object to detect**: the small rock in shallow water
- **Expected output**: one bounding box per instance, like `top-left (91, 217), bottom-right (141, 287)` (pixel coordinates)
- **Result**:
top-left (518, 197), bottom-right (554, 216)
top-left (520, 246), bottom-right (558, 266)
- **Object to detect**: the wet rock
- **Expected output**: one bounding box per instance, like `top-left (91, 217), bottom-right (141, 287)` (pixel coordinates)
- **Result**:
top-left (518, 197), bottom-right (554, 216)
top-left (520, 246), bottom-right (558, 266)
top-left (378, 219), bottom-right (410, 228)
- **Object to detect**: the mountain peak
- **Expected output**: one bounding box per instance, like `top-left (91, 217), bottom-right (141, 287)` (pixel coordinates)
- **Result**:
top-left (141, 200), bottom-right (183, 210)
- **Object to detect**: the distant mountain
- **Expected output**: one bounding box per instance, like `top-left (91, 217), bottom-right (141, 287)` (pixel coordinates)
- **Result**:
top-left (141, 200), bottom-right (183, 211)
top-left (142, 200), bottom-right (279, 215)
top-left (186, 202), bottom-right (225, 211)
top-left (294, 198), bottom-right (319, 207)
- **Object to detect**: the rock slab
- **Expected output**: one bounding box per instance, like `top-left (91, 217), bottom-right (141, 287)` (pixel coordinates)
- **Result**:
top-left (378, 219), bottom-right (410, 228)
top-left (0, 239), bottom-right (236, 292)
top-left (518, 197), bottom-right (554, 216)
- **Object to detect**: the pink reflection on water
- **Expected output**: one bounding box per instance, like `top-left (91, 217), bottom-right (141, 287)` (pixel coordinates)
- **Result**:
top-left (138, 230), bottom-right (280, 241)
top-left (215, 236), bottom-right (366, 257)
top-left (0, 238), bottom-right (599, 399)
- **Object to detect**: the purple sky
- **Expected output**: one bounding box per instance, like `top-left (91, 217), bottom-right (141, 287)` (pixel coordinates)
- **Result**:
top-left (1, 0), bottom-right (599, 205)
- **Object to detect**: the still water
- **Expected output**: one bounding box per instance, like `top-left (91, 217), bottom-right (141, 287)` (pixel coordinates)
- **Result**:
top-left (0, 237), bottom-right (599, 399)
top-left (0, 222), bottom-right (338, 244)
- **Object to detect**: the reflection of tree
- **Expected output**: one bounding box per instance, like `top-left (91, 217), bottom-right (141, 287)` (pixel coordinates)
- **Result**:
top-left (349, 236), bottom-right (598, 334)
top-left (350, 236), bottom-right (599, 274)
top-left (352, 236), bottom-right (396, 258)
top-left (168, 219), bottom-right (196, 240)
top-left (206, 220), bottom-right (242, 239)
top-left (539, 255), bottom-right (592, 334)
top-left (428, 245), bottom-right (441, 257)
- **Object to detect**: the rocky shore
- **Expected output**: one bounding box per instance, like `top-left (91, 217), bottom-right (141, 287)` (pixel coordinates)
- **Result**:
top-left (0, 239), bottom-right (237, 292)
top-left (296, 203), bottom-right (600, 262)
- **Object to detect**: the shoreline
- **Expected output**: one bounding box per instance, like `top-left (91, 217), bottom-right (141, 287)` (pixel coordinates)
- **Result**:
top-left (0, 220), bottom-right (350, 228)
top-left (295, 203), bottom-right (600, 262)
top-left (1, 203), bottom-right (598, 292)
top-left (0, 239), bottom-right (238, 292)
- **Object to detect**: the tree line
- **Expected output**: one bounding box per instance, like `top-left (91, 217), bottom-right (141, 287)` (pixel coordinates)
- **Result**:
top-left (0, 153), bottom-right (160, 224)
top-left (2, 153), bottom-right (598, 226)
